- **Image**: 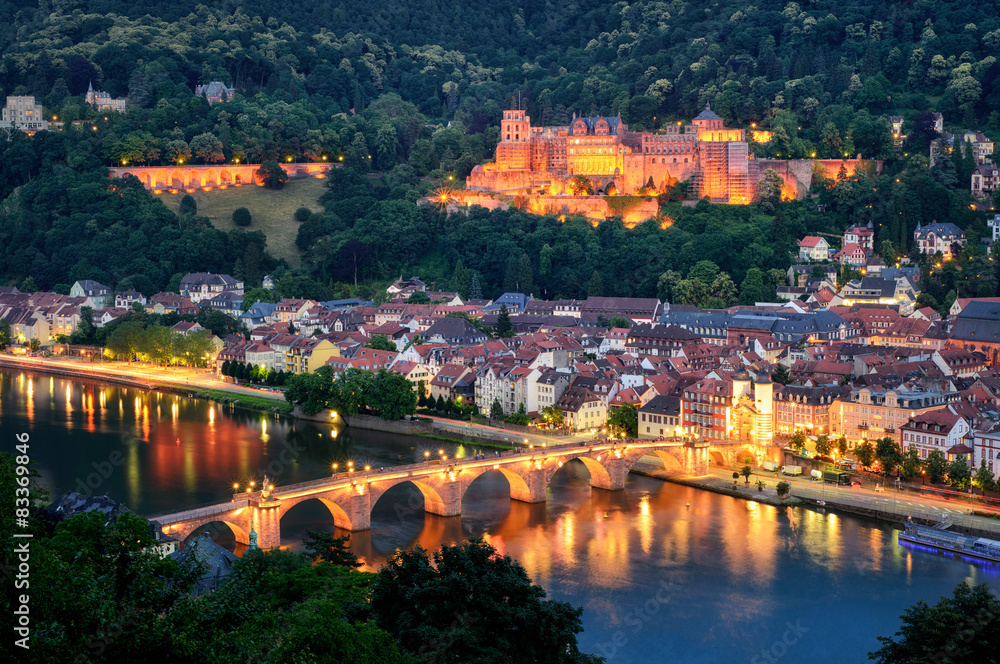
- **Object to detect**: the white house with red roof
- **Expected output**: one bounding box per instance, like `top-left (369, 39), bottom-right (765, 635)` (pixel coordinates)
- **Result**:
top-left (835, 243), bottom-right (867, 267)
top-left (844, 222), bottom-right (874, 253)
top-left (900, 408), bottom-right (971, 462)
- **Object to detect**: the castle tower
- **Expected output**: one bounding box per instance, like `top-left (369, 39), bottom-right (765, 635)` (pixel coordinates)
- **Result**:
top-left (753, 373), bottom-right (773, 447)
top-left (497, 108), bottom-right (531, 170)
top-left (501, 109), bottom-right (530, 143)
top-left (86, 80), bottom-right (95, 105)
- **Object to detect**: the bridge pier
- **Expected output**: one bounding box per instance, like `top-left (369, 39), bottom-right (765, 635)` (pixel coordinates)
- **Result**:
top-left (423, 479), bottom-right (463, 518)
top-left (252, 504), bottom-right (282, 549)
top-left (684, 441), bottom-right (710, 476)
top-left (591, 455), bottom-right (628, 491)
top-left (346, 490), bottom-right (372, 531)
top-left (511, 466), bottom-right (547, 503)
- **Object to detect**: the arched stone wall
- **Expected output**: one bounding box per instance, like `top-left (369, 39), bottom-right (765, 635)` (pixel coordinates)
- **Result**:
top-left (167, 515), bottom-right (250, 545)
top-left (460, 467), bottom-right (532, 504)
top-left (573, 455), bottom-right (613, 488)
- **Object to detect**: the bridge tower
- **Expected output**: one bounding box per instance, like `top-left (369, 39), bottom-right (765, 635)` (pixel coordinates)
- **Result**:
top-left (753, 374), bottom-right (773, 447)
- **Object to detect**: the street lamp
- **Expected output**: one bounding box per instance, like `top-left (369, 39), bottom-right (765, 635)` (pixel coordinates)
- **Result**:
top-left (332, 462), bottom-right (338, 473)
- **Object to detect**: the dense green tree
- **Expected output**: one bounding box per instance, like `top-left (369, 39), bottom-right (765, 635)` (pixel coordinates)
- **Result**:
top-left (367, 369), bottom-right (417, 420)
top-left (370, 539), bottom-right (600, 664)
top-left (285, 367), bottom-right (336, 415)
top-left (972, 459), bottom-right (996, 495)
top-left (870, 583), bottom-right (1000, 664)
top-left (837, 435), bottom-right (849, 458)
top-left (587, 270), bottom-right (604, 297)
top-left (855, 441), bottom-right (875, 471)
top-left (303, 530), bottom-right (362, 568)
top-left (754, 169), bottom-right (784, 214)
top-left (900, 447), bottom-right (922, 481)
top-left (875, 437), bottom-right (903, 476)
top-left (788, 430), bottom-right (807, 454)
top-left (494, 303), bottom-right (513, 338)
top-left (0, 319), bottom-right (12, 350)
top-left (259, 161), bottom-right (290, 190)
top-left (607, 403), bottom-right (638, 438)
top-left (365, 334), bottom-right (397, 351)
top-left (178, 194), bottom-right (197, 216)
top-left (926, 449), bottom-right (949, 484)
top-left (948, 456), bottom-right (972, 490)
top-left (189, 132), bottom-right (225, 163)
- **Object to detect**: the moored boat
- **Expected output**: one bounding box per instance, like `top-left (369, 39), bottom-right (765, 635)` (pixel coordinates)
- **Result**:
top-left (898, 518), bottom-right (1000, 563)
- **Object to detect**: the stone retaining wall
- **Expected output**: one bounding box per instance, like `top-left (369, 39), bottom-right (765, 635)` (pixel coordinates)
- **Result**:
top-left (345, 413), bottom-right (432, 435)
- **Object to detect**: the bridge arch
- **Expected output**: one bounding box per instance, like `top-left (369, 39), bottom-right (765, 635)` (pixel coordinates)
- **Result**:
top-left (188, 169), bottom-right (201, 187)
top-left (204, 169), bottom-right (218, 186)
top-left (371, 479), bottom-right (449, 518)
top-left (173, 518), bottom-right (249, 545)
top-left (648, 450), bottom-right (685, 474)
top-left (575, 455), bottom-right (613, 487)
top-left (461, 467), bottom-right (532, 504)
top-left (547, 455), bottom-right (613, 491)
top-left (281, 496), bottom-right (353, 531)
top-left (709, 450), bottom-right (726, 466)
top-left (220, 169), bottom-right (232, 184)
top-left (732, 447), bottom-right (756, 467)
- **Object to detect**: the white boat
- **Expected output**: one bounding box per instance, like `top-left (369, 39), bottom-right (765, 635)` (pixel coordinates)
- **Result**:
top-left (898, 519), bottom-right (1000, 564)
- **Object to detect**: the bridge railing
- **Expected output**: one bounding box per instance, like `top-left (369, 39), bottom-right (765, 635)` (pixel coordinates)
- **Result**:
top-left (153, 497), bottom-right (250, 524)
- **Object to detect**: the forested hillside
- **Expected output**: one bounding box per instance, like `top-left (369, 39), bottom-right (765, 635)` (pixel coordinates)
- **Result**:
top-left (0, 0), bottom-right (997, 312)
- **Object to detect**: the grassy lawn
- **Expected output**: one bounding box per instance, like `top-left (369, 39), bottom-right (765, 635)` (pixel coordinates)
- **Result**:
top-left (156, 176), bottom-right (327, 266)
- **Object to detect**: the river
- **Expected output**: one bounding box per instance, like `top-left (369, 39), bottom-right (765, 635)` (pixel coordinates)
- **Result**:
top-left (3, 370), bottom-right (998, 663)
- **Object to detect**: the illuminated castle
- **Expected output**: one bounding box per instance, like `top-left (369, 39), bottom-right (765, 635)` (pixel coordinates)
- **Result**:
top-left (468, 104), bottom-right (757, 203)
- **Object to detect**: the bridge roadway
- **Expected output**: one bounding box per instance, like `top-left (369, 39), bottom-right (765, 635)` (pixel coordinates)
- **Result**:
top-left (154, 438), bottom-right (716, 549)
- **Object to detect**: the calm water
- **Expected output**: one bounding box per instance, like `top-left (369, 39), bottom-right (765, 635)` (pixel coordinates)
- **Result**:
top-left (4, 369), bottom-right (999, 663)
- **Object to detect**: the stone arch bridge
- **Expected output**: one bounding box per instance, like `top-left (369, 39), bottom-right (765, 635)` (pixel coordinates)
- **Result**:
top-left (154, 439), bottom-right (713, 550)
top-left (108, 162), bottom-right (334, 192)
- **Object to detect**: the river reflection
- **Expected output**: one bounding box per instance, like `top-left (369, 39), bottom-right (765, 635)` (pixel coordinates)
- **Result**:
top-left (5, 370), bottom-right (1000, 663)
top-left (0, 370), bottom-right (462, 516)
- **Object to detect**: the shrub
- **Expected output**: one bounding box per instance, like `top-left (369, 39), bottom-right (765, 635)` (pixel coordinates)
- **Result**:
top-left (294, 206), bottom-right (312, 221)
top-left (776, 481), bottom-right (791, 498)
top-left (232, 207), bottom-right (252, 227)
top-left (178, 194), bottom-right (197, 216)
